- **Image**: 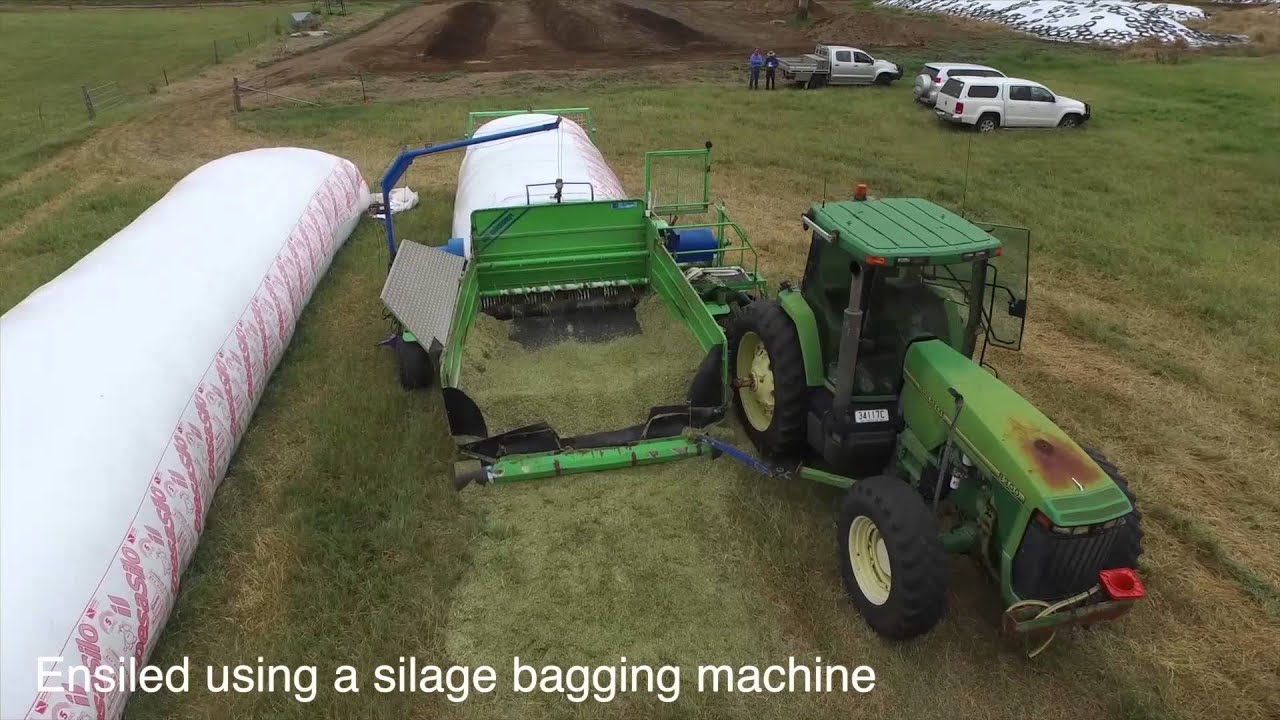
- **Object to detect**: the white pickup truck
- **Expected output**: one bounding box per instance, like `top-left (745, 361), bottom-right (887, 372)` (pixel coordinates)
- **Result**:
top-left (934, 76), bottom-right (1091, 132)
top-left (778, 44), bottom-right (902, 88)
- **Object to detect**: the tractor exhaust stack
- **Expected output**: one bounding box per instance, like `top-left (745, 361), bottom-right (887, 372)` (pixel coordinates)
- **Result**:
top-left (830, 262), bottom-right (865, 420)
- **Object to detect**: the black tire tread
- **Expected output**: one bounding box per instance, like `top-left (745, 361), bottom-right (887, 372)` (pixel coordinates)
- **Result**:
top-left (837, 476), bottom-right (949, 640)
top-left (726, 300), bottom-right (808, 458)
top-left (1084, 447), bottom-right (1144, 569)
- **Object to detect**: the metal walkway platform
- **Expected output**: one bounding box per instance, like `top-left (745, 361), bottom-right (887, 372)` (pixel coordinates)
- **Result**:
top-left (380, 241), bottom-right (465, 351)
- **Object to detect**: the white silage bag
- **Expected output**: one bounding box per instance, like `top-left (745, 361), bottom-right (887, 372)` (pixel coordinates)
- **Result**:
top-left (453, 114), bottom-right (627, 257)
top-left (0, 148), bottom-right (369, 720)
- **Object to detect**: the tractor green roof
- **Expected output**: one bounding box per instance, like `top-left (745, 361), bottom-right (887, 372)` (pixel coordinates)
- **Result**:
top-left (810, 198), bottom-right (1001, 263)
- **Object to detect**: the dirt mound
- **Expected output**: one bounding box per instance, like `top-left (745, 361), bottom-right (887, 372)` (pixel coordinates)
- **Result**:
top-left (529, 0), bottom-right (707, 53)
top-left (425, 1), bottom-right (499, 60)
top-left (760, 0), bottom-right (829, 16)
top-left (613, 2), bottom-right (708, 45)
top-left (530, 0), bottom-right (604, 53)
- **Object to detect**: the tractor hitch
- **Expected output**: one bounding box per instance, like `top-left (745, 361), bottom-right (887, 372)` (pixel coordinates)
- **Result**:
top-left (1001, 568), bottom-right (1145, 657)
top-left (687, 432), bottom-right (793, 481)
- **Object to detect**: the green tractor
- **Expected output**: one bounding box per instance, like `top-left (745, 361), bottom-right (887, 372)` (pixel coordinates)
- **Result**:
top-left (723, 188), bottom-right (1146, 651)
top-left (376, 110), bottom-right (1145, 653)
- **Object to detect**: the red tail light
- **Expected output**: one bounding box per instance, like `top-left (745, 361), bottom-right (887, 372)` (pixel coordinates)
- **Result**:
top-left (864, 256), bottom-right (888, 266)
top-left (1099, 568), bottom-right (1145, 600)
top-left (933, 76), bottom-right (942, 84)
top-left (955, 102), bottom-right (965, 114)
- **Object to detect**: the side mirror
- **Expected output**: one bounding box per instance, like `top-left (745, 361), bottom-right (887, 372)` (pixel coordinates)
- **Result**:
top-left (1008, 298), bottom-right (1026, 319)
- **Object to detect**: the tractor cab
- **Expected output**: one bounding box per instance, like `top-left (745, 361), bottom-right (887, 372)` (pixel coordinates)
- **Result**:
top-left (777, 193), bottom-right (1029, 475)
top-left (799, 194), bottom-right (1029, 387)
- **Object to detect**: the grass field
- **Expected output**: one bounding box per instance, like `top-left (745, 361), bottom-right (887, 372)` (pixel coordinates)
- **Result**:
top-left (3, 4), bottom-right (1280, 720)
top-left (0, 1), bottom-right (395, 184)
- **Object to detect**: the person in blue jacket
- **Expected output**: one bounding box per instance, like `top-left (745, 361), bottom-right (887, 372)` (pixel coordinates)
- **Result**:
top-left (764, 50), bottom-right (779, 90)
top-left (748, 48), bottom-right (763, 90)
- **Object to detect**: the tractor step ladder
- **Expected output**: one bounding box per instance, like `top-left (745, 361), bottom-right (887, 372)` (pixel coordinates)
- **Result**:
top-left (381, 241), bottom-right (465, 352)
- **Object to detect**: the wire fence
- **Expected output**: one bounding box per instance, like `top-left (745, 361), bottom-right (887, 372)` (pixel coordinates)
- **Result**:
top-left (232, 70), bottom-right (374, 112)
top-left (11, 15), bottom-right (322, 139)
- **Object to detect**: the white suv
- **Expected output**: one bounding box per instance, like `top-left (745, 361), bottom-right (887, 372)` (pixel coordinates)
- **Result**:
top-left (934, 77), bottom-right (1091, 132)
top-left (913, 63), bottom-right (1005, 107)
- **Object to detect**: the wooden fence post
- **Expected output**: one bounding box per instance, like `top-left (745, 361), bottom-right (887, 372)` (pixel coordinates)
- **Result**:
top-left (81, 85), bottom-right (95, 120)
top-left (359, 73), bottom-right (367, 103)
top-left (214, 40), bottom-right (220, 64)
top-left (232, 77), bottom-right (242, 112)
top-left (163, 68), bottom-right (169, 86)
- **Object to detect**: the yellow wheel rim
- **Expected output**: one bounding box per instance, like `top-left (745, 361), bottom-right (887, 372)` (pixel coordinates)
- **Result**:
top-left (848, 515), bottom-right (891, 606)
top-left (736, 331), bottom-right (775, 432)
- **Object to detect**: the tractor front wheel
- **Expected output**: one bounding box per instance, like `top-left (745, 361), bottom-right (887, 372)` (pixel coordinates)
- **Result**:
top-left (726, 300), bottom-right (807, 458)
top-left (838, 476), bottom-right (949, 640)
top-left (1084, 447), bottom-right (1144, 569)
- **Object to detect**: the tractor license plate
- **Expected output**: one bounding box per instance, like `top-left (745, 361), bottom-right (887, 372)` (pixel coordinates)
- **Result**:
top-left (854, 409), bottom-right (890, 423)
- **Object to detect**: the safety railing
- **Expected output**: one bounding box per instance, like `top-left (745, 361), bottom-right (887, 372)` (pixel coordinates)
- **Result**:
top-left (644, 146), bottom-right (712, 218)
top-left (663, 205), bottom-right (763, 292)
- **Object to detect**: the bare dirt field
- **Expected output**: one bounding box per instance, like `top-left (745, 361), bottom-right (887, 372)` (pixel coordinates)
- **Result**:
top-left (264, 0), bottom-right (819, 82)
top-left (255, 0), bottom-right (1011, 92)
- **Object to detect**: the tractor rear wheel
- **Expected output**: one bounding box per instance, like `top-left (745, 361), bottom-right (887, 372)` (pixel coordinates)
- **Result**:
top-left (1084, 447), bottom-right (1144, 569)
top-left (838, 475), bottom-right (949, 640)
top-left (726, 300), bottom-right (807, 458)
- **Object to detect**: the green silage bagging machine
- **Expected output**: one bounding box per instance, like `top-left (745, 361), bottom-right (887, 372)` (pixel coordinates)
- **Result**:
top-left (377, 109), bottom-right (1146, 656)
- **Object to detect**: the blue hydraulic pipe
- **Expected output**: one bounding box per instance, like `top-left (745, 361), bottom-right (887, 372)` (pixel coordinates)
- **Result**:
top-left (379, 116), bottom-right (563, 260)
top-left (691, 433), bottom-right (793, 481)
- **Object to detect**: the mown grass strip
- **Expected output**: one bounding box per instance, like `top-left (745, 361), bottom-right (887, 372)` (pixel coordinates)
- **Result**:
top-left (0, 172), bottom-right (76, 232)
top-left (0, 181), bottom-right (164, 313)
top-left (1147, 504), bottom-right (1280, 623)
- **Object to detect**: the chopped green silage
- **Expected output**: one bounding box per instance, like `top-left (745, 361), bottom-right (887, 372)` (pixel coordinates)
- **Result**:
top-left (443, 461), bottom-right (832, 718)
top-left (460, 294), bottom-right (707, 437)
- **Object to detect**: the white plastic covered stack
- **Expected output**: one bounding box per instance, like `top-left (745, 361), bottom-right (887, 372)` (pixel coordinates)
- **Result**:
top-left (0, 148), bottom-right (368, 720)
top-left (453, 113), bottom-right (627, 258)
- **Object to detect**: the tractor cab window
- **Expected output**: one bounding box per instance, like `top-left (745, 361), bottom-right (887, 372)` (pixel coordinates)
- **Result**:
top-left (855, 267), bottom-right (956, 394)
top-left (804, 237), bottom-right (971, 394)
top-left (923, 259), bottom-right (978, 310)
top-left (978, 225), bottom-right (1031, 351)
top-left (801, 233), bottom-right (855, 363)
top-left (920, 232), bottom-right (1030, 357)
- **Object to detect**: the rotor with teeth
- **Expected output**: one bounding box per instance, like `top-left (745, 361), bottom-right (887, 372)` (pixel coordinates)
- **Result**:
top-left (479, 280), bottom-right (645, 319)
